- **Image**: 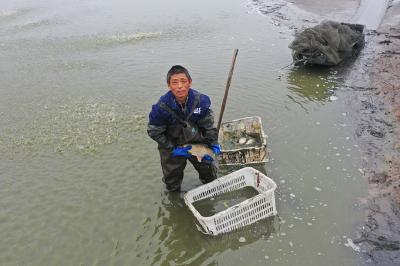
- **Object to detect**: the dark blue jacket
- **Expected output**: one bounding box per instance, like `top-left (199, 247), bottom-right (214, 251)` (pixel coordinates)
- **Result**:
top-left (147, 89), bottom-right (218, 149)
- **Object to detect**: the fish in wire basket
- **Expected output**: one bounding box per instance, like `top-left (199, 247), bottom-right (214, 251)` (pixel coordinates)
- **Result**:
top-left (184, 144), bottom-right (216, 162)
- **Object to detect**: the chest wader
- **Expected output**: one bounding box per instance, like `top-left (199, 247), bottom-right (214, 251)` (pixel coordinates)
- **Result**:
top-left (158, 94), bottom-right (218, 191)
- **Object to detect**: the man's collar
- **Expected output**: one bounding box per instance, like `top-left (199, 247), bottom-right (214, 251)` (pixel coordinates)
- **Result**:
top-left (171, 88), bottom-right (192, 104)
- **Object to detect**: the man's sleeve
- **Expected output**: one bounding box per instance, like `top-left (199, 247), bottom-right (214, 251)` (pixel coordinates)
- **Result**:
top-left (147, 104), bottom-right (175, 150)
top-left (197, 96), bottom-right (218, 145)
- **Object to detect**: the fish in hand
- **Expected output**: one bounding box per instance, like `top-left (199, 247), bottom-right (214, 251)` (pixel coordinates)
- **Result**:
top-left (184, 144), bottom-right (216, 162)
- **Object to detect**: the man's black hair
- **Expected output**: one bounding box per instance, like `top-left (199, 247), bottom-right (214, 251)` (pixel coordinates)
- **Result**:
top-left (166, 65), bottom-right (192, 84)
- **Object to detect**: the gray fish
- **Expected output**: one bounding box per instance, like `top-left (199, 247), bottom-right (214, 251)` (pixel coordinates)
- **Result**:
top-left (245, 138), bottom-right (255, 145)
top-left (238, 137), bottom-right (247, 145)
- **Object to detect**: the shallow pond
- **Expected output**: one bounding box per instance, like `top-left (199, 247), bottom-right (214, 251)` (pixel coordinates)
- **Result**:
top-left (0, 0), bottom-right (366, 265)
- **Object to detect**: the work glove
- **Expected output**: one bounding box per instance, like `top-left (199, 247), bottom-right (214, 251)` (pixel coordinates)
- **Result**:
top-left (202, 154), bottom-right (214, 162)
top-left (171, 145), bottom-right (192, 158)
top-left (210, 144), bottom-right (221, 155)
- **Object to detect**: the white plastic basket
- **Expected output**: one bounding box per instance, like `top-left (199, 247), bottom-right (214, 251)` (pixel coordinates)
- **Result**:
top-left (184, 167), bottom-right (277, 236)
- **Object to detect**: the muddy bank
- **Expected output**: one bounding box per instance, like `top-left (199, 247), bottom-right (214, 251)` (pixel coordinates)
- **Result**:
top-left (353, 2), bottom-right (400, 264)
top-left (251, 0), bottom-right (400, 264)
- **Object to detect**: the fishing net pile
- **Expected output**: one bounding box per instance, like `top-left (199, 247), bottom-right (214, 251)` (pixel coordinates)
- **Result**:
top-left (289, 20), bottom-right (365, 66)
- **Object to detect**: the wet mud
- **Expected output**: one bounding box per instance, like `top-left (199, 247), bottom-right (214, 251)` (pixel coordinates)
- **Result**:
top-left (252, 0), bottom-right (400, 264)
top-left (354, 20), bottom-right (400, 265)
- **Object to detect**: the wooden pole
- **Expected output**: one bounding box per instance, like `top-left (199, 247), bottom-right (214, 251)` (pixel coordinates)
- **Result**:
top-left (217, 48), bottom-right (238, 133)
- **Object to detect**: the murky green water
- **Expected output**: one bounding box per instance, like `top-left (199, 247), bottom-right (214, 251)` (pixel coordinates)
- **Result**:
top-left (0, 0), bottom-right (366, 265)
top-left (193, 186), bottom-right (260, 217)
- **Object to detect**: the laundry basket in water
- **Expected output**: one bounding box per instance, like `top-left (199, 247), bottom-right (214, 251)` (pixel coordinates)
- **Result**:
top-left (184, 167), bottom-right (277, 235)
top-left (218, 116), bottom-right (268, 166)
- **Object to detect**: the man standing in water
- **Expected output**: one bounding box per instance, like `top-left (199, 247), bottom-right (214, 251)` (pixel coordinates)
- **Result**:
top-left (147, 65), bottom-right (221, 192)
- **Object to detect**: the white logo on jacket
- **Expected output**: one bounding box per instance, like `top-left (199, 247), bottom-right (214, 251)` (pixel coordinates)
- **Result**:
top-left (193, 107), bottom-right (201, 114)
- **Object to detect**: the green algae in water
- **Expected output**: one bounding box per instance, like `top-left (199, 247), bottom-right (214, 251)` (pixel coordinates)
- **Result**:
top-left (192, 186), bottom-right (259, 217)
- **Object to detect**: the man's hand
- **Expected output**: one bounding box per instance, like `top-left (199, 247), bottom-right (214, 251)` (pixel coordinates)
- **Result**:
top-left (210, 144), bottom-right (221, 155)
top-left (171, 145), bottom-right (192, 158)
top-left (202, 154), bottom-right (214, 162)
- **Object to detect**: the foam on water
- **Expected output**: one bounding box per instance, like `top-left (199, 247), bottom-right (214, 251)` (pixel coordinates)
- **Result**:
top-left (1, 31), bottom-right (163, 51)
top-left (0, 10), bottom-right (19, 17)
top-left (0, 8), bottom-right (31, 19)
top-left (105, 32), bottom-right (162, 43)
top-left (9, 19), bottom-right (53, 32)
top-left (0, 97), bottom-right (146, 157)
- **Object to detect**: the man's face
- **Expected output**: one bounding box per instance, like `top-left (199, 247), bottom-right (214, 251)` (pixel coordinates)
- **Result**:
top-left (168, 73), bottom-right (192, 102)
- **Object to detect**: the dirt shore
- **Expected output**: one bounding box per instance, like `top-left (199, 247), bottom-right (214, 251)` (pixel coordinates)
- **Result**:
top-left (252, 0), bottom-right (400, 264)
top-left (353, 2), bottom-right (400, 264)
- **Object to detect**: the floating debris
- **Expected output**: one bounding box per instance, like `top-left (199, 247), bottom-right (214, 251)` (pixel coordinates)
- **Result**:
top-left (344, 238), bottom-right (360, 252)
top-left (239, 236), bottom-right (246, 243)
top-left (330, 95), bottom-right (338, 101)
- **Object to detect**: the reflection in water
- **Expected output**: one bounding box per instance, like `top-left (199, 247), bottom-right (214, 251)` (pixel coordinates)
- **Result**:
top-left (286, 66), bottom-right (338, 103)
top-left (137, 191), bottom-right (278, 265)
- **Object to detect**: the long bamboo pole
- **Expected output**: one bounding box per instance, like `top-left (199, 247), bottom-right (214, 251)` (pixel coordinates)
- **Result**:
top-left (217, 48), bottom-right (239, 133)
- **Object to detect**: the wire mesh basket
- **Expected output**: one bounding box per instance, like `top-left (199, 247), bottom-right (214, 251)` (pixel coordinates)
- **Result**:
top-left (218, 116), bottom-right (268, 166)
top-left (184, 167), bottom-right (277, 236)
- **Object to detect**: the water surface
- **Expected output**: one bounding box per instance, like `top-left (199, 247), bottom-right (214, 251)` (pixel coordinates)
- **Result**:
top-left (0, 0), bottom-right (366, 265)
